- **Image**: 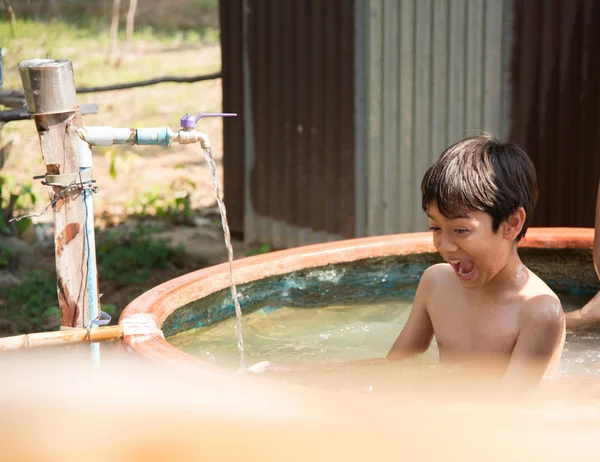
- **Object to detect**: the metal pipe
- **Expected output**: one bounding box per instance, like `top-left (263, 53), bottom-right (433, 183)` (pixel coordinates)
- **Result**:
top-left (171, 129), bottom-right (211, 148)
top-left (18, 59), bottom-right (77, 114)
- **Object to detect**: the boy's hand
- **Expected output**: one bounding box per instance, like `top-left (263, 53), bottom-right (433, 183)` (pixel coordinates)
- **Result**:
top-left (247, 358), bottom-right (392, 373)
top-left (247, 361), bottom-right (295, 373)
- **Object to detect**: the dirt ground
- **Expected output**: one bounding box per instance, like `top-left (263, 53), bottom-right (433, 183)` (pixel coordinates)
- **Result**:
top-left (1, 40), bottom-right (247, 317)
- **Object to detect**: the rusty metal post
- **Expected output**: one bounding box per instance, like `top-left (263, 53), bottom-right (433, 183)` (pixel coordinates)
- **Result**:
top-left (18, 59), bottom-right (92, 329)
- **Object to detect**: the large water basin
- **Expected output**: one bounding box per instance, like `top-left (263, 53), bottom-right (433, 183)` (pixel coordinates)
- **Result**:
top-left (120, 228), bottom-right (599, 386)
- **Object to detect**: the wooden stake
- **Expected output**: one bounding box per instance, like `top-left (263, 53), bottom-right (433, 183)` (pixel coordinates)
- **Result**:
top-left (19, 60), bottom-right (95, 329)
top-left (35, 111), bottom-right (93, 328)
top-left (0, 326), bottom-right (124, 351)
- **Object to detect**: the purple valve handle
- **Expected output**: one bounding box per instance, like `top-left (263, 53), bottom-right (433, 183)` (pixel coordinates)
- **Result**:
top-left (180, 112), bottom-right (238, 129)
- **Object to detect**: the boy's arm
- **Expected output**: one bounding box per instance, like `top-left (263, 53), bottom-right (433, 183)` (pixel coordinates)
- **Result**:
top-left (385, 267), bottom-right (435, 361)
top-left (593, 181), bottom-right (600, 278)
top-left (564, 181), bottom-right (600, 329)
top-left (502, 296), bottom-right (565, 389)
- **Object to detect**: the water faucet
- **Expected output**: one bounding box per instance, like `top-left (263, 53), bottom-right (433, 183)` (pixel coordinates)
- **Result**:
top-left (179, 112), bottom-right (237, 130)
top-left (77, 112), bottom-right (238, 149)
top-left (172, 113), bottom-right (237, 148)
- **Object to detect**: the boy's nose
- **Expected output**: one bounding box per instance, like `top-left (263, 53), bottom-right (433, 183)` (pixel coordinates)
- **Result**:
top-left (436, 234), bottom-right (458, 254)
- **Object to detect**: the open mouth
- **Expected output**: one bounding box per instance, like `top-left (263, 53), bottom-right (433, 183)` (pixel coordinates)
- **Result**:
top-left (449, 259), bottom-right (475, 280)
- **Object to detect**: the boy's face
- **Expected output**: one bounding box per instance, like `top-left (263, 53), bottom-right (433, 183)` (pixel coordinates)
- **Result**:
top-left (426, 204), bottom-right (515, 289)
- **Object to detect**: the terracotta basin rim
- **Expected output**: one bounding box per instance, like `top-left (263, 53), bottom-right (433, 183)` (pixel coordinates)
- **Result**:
top-left (118, 227), bottom-right (593, 366)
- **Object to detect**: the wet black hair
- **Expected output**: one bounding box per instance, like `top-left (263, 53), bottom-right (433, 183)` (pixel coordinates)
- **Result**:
top-left (421, 134), bottom-right (538, 242)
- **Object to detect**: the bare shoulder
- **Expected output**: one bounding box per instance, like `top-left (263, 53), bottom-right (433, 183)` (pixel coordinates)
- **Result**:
top-left (418, 264), bottom-right (455, 296)
top-left (412, 264), bottom-right (455, 306)
top-left (518, 278), bottom-right (564, 329)
top-left (421, 263), bottom-right (454, 284)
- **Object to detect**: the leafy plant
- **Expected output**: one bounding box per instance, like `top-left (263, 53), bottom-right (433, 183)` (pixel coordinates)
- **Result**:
top-left (0, 241), bottom-right (15, 269)
top-left (101, 303), bottom-right (117, 318)
top-left (128, 179), bottom-right (197, 224)
top-left (0, 175), bottom-right (38, 237)
top-left (3, 270), bottom-right (59, 333)
top-left (96, 226), bottom-right (188, 287)
top-left (246, 242), bottom-right (272, 256)
top-left (107, 148), bottom-right (118, 180)
top-left (2, 270), bottom-right (128, 334)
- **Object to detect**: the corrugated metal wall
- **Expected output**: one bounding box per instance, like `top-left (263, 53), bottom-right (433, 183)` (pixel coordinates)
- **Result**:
top-left (220, 0), bottom-right (245, 236)
top-left (357, 0), bottom-right (513, 236)
top-left (221, 0), bottom-right (356, 248)
top-left (511, 0), bottom-right (600, 228)
top-left (224, 0), bottom-right (597, 246)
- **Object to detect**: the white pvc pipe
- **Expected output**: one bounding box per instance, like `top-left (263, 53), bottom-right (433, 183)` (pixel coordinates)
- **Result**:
top-left (77, 137), bottom-right (101, 366)
top-left (78, 126), bottom-right (134, 146)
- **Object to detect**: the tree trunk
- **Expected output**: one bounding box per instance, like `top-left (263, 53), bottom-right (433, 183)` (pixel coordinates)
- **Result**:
top-left (45, 0), bottom-right (61, 19)
top-left (3, 0), bottom-right (16, 38)
top-left (108, 0), bottom-right (121, 63)
top-left (126, 0), bottom-right (138, 47)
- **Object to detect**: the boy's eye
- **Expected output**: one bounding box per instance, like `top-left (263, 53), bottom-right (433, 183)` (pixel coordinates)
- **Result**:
top-left (429, 226), bottom-right (441, 232)
top-left (454, 228), bottom-right (469, 235)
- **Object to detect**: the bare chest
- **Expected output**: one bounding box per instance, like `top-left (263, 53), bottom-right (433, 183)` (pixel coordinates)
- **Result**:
top-left (428, 297), bottom-right (520, 358)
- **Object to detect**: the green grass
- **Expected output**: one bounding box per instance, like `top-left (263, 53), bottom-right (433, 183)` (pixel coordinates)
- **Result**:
top-left (96, 225), bottom-right (189, 287)
top-left (0, 241), bottom-right (14, 269)
top-left (0, 19), bottom-right (220, 89)
top-left (11, 0), bottom-right (220, 36)
top-left (1, 18), bottom-right (223, 185)
top-left (3, 269), bottom-right (60, 333)
top-left (2, 268), bottom-right (123, 334)
top-left (0, 18), bottom-right (224, 335)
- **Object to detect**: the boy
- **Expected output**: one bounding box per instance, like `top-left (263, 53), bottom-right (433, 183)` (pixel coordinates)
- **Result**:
top-left (565, 181), bottom-right (600, 329)
top-left (386, 135), bottom-right (565, 387)
top-left (251, 135), bottom-right (565, 387)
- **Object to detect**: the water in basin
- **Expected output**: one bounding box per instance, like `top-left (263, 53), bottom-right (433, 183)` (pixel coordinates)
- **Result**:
top-left (165, 250), bottom-right (600, 389)
top-left (168, 292), bottom-right (599, 379)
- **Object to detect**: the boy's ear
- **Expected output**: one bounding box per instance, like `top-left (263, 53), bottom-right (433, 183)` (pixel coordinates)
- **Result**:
top-left (503, 207), bottom-right (526, 240)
